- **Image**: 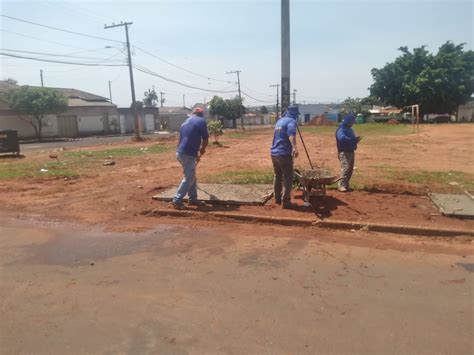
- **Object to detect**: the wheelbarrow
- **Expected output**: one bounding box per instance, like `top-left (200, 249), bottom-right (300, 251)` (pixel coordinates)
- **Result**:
top-left (294, 168), bottom-right (341, 202)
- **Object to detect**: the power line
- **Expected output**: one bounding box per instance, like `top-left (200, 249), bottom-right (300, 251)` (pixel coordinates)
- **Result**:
top-left (241, 91), bottom-right (275, 104)
top-left (42, 52), bottom-right (127, 75)
top-left (133, 46), bottom-right (232, 84)
top-left (1, 14), bottom-right (123, 43)
top-left (0, 29), bottom-right (91, 51)
top-left (43, 0), bottom-right (116, 24)
top-left (0, 52), bottom-right (126, 66)
top-left (0, 48), bottom-right (125, 61)
top-left (241, 84), bottom-right (273, 97)
top-left (134, 65), bottom-right (238, 94)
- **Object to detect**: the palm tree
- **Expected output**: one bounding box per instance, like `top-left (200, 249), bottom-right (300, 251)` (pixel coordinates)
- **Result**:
top-left (143, 88), bottom-right (158, 107)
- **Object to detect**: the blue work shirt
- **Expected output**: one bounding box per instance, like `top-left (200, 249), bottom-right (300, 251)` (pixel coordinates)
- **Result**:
top-left (177, 115), bottom-right (209, 157)
top-left (270, 114), bottom-right (297, 156)
top-left (336, 115), bottom-right (357, 152)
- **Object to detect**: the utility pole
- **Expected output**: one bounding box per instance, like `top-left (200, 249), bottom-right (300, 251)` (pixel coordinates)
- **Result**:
top-left (292, 89), bottom-right (297, 105)
top-left (281, 0), bottom-right (290, 113)
top-left (160, 91), bottom-right (165, 108)
top-left (105, 21), bottom-right (141, 140)
top-left (40, 69), bottom-right (44, 87)
top-left (108, 80), bottom-right (113, 102)
top-left (270, 84), bottom-right (280, 118)
top-left (182, 94), bottom-right (186, 108)
top-left (226, 70), bottom-right (244, 130)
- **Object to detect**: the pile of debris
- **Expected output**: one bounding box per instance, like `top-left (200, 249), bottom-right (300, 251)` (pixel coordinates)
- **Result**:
top-left (297, 168), bottom-right (334, 179)
top-left (386, 118), bottom-right (400, 125)
top-left (306, 115), bottom-right (337, 126)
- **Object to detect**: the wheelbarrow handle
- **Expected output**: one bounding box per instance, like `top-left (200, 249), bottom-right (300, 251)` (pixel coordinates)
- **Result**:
top-left (296, 124), bottom-right (314, 170)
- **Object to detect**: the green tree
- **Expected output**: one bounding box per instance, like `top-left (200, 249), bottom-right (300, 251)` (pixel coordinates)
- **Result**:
top-left (260, 106), bottom-right (269, 114)
top-left (209, 95), bottom-right (245, 128)
top-left (209, 96), bottom-right (227, 117)
top-left (340, 97), bottom-right (362, 114)
top-left (207, 120), bottom-right (223, 144)
top-left (143, 88), bottom-right (158, 107)
top-left (5, 78), bottom-right (17, 85)
top-left (4, 86), bottom-right (68, 141)
top-left (225, 96), bottom-right (245, 128)
top-left (370, 41), bottom-right (474, 115)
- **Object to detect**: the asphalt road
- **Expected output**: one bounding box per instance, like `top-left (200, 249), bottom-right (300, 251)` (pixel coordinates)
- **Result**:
top-left (0, 217), bottom-right (472, 354)
top-left (19, 132), bottom-right (177, 153)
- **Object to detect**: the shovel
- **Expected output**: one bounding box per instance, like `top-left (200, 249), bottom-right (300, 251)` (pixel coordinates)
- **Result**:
top-left (296, 124), bottom-right (314, 170)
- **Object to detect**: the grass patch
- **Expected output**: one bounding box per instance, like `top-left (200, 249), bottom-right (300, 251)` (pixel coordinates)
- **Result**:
top-left (226, 131), bottom-right (257, 139)
top-left (0, 161), bottom-right (78, 179)
top-left (300, 123), bottom-right (411, 136)
top-left (204, 169), bottom-right (273, 184)
top-left (64, 143), bottom-right (172, 159)
top-left (403, 171), bottom-right (474, 189)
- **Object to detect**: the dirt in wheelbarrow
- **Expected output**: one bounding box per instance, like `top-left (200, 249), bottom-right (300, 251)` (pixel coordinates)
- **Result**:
top-left (296, 168), bottom-right (335, 180)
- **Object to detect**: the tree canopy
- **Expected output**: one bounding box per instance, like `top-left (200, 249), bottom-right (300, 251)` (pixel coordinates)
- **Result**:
top-left (209, 96), bottom-right (227, 117)
top-left (4, 86), bottom-right (68, 141)
top-left (370, 41), bottom-right (474, 115)
top-left (209, 95), bottom-right (245, 128)
top-left (143, 88), bottom-right (158, 107)
top-left (260, 106), bottom-right (269, 114)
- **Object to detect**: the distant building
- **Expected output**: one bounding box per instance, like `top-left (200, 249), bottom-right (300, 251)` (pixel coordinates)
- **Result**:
top-left (117, 106), bottom-right (159, 134)
top-left (158, 106), bottom-right (192, 132)
top-left (298, 104), bottom-right (339, 124)
top-left (0, 81), bottom-right (118, 138)
top-left (457, 100), bottom-right (474, 122)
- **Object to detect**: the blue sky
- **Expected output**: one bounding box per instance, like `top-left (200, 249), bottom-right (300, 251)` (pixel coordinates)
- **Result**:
top-left (1, 0), bottom-right (472, 107)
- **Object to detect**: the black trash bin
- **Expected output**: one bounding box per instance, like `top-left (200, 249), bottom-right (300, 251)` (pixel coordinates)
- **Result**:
top-left (0, 130), bottom-right (20, 156)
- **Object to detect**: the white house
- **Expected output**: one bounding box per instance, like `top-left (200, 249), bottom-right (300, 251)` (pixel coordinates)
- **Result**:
top-left (159, 106), bottom-right (192, 132)
top-left (0, 81), bottom-right (118, 138)
top-left (298, 104), bottom-right (339, 124)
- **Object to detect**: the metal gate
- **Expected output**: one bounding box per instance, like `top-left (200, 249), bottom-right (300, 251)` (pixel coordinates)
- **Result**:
top-left (57, 115), bottom-right (79, 138)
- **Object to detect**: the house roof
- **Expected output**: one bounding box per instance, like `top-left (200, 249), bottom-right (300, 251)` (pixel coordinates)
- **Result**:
top-left (68, 98), bottom-right (115, 107)
top-left (159, 106), bottom-right (192, 114)
top-left (0, 81), bottom-right (20, 93)
top-left (0, 81), bottom-right (115, 108)
top-left (42, 87), bottom-right (109, 102)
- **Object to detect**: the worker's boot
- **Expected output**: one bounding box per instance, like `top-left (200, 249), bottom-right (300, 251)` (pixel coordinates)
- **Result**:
top-left (282, 201), bottom-right (296, 209)
top-left (172, 200), bottom-right (186, 210)
top-left (188, 199), bottom-right (206, 206)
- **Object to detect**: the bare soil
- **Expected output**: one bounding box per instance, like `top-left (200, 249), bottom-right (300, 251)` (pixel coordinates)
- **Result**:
top-left (0, 124), bottom-right (473, 232)
top-left (306, 115), bottom-right (337, 126)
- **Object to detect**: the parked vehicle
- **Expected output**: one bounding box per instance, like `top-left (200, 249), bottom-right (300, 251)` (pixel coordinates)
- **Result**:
top-left (428, 115), bottom-right (450, 124)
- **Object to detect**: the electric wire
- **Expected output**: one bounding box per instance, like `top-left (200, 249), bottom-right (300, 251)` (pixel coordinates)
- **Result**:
top-left (0, 48), bottom-right (124, 61)
top-left (0, 29), bottom-right (92, 51)
top-left (0, 52), bottom-right (126, 66)
top-left (133, 46), bottom-right (232, 84)
top-left (241, 90), bottom-right (275, 104)
top-left (134, 65), bottom-right (238, 94)
top-left (1, 14), bottom-right (123, 43)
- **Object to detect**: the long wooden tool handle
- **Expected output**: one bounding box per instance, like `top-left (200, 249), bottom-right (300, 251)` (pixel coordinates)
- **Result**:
top-left (296, 124), bottom-right (314, 170)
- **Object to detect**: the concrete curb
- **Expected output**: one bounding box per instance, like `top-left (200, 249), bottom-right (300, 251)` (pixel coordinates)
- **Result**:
top-left (145, 208), bottom-right (474, 238)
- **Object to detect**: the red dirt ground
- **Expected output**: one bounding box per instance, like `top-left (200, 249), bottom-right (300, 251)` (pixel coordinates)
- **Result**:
top-left (306, 115), bottom-right (337, 126)
top-left (0, 124), bottom-right (473, 232)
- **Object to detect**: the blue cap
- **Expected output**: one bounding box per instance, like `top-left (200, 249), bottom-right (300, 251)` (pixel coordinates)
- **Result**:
top-left (287, 105), bottom-right (300, 117)
top-left (342, 114), bottom-right (356, 126)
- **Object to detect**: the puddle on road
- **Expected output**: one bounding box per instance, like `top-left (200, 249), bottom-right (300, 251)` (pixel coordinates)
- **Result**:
top-left (456, 263), bottom-right (474, 273)
top-left (13, 222), bottom-right (231, 267)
